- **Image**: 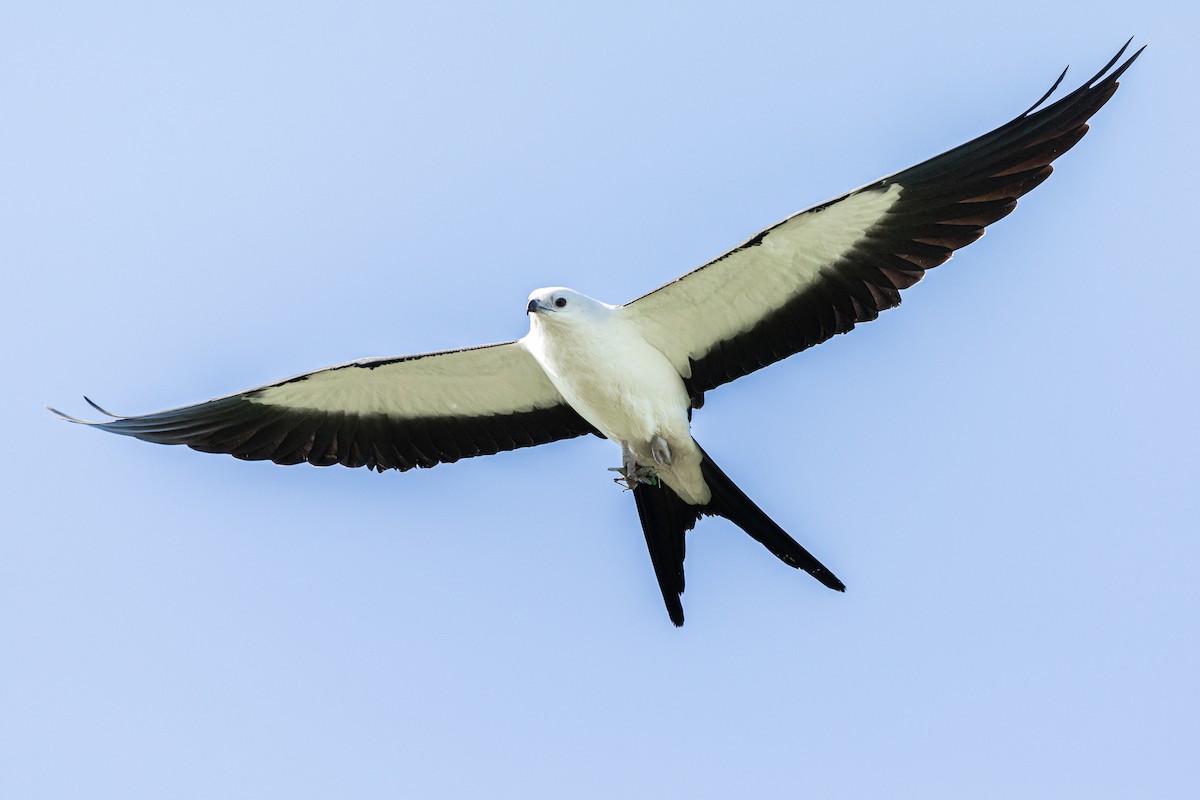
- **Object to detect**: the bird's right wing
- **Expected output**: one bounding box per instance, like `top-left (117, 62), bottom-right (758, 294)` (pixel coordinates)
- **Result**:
top-left (622, 41), bottom-right (1143, 397)
top-left (51, 341), bottom-right (597, 472)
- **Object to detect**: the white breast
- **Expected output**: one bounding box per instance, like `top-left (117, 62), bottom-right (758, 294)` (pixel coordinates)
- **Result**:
top-left (523, 311), bottom-right (690, 446)
top-left (521, 298), bottom-right (709, 504)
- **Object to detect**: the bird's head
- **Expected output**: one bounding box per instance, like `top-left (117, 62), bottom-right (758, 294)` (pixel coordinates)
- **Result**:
top-left (525, 287), bottom-right (613, 328)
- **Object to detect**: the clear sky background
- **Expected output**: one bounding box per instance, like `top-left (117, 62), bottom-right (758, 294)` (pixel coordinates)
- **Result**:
top-left (3, 2), bottom-right (1197, 798)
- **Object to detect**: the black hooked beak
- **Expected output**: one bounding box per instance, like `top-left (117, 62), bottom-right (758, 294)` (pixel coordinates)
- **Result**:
top-left (526, 298), bottom-right (542, 314)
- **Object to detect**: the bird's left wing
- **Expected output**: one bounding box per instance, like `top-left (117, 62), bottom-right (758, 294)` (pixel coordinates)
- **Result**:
top-left (51, 341), bottom-right (596, 472)
top-left (623, 41), bottom-right (1142, 397)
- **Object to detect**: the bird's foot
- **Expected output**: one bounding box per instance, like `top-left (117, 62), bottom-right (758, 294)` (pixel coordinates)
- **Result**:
top-left (649, 435), bottom-right (672, 466)
top-left (607, 464), bottom-right (660, 490)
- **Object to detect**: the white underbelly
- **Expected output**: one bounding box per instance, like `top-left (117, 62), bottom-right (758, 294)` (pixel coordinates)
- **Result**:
top-left (524, 323), bottom-right (709, 503)
top-left (544, 327), bottom-right (681, 432)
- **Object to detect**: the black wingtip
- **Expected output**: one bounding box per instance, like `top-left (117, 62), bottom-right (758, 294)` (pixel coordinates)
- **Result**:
top-left (1092, 37), bottom-right (1135, 84)
top-left (47, 405), bottom-right (91, 424)
top-left (1106, 42), bottom-right (1146, 86)
top-left (48, 397), bottom-right (126, 425)
top-left (1021, 65), bottom-right (1070, 117)
top-left (84, 395), bottom-right (123, 418)
top-left (1019, 38), bottom-right (1144, 119)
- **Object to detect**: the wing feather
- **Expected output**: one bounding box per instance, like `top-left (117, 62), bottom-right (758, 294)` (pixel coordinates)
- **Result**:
top-left (623, 41), bottom-right (1143, 396)
top-left (52, 341), bottom-right (597, 472)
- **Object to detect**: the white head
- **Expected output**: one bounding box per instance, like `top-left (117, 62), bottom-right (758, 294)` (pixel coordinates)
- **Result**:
top-left (525, 287), bottom-right (613, 329)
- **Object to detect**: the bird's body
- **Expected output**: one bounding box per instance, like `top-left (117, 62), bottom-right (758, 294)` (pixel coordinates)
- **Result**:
top-left (51, 42), bottom-right (1143, 625)
top-left (523, 289), bottom-right (708, 504)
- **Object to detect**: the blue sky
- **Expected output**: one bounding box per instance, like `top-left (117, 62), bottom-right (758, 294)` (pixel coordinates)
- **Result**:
top-left (3, 2), bottom-right (1197, 798)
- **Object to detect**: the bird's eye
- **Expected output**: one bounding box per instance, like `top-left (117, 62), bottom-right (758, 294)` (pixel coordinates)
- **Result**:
top-left (554, 297), bottom-right (568, 308)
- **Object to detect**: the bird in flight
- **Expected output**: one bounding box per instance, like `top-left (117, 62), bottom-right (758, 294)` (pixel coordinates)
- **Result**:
top-left (53, 41), bottom-right (1142, 626)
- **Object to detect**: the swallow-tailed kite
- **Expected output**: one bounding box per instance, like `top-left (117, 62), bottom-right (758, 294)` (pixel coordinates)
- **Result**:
top-left (52, 42), bottom-right (1142, 625)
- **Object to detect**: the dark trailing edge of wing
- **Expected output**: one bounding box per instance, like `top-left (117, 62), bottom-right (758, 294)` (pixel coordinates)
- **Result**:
top-left (684, 40), bottom-right (1143, 396)
top-left (50, 393), bottom-right (597, 472)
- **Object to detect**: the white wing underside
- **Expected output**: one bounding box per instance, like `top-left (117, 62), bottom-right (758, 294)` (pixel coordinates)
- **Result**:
top-left (622, 185), bottom-right (902, 378)
top-left (52, 341), bottom-right (595, 473)
top-left (250, 341), bottom-right (563, 418)
top-left (618, 42), bottom-right (1141, 397)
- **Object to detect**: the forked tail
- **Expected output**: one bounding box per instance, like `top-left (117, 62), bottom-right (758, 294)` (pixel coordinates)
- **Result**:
top-left (633, 443), bottom-right (844, 626)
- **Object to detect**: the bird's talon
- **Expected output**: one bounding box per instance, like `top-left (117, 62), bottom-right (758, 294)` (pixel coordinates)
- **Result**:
top-left (633, 465), bottom-right (660, 487)
top-left (609, 463), bottom-right (659, 490)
